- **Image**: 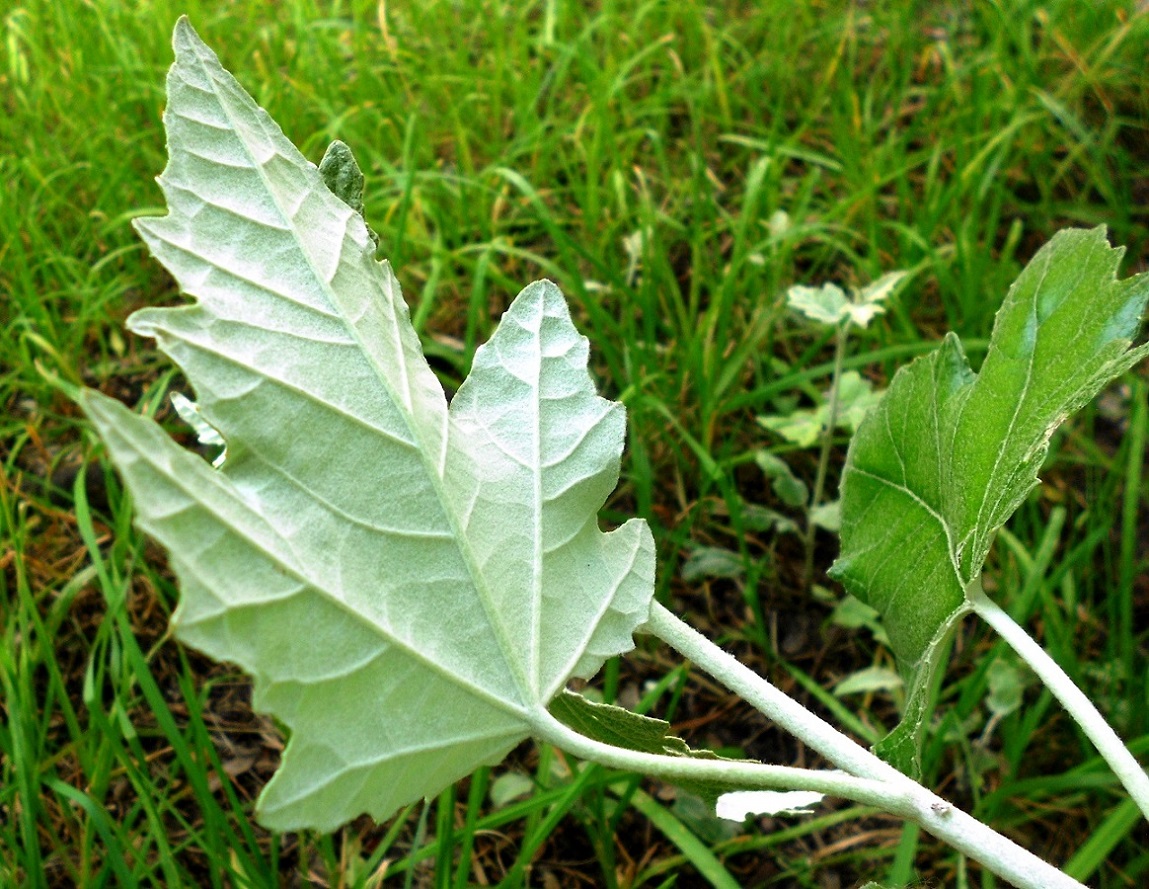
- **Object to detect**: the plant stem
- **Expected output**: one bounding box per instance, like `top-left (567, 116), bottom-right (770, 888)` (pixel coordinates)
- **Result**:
top-left (966, 579), bottom-right (1149, 822)
top-left (632, 602), bottom-right (1086, 889)
top-left (534, 710), bottom-right (898, 802)
top-left (649, 601), bottom-right (887, 780)
top-left (1118, 378), bottom-right (1146, 717)
top-left (804, 322), bottom-right (847, 588)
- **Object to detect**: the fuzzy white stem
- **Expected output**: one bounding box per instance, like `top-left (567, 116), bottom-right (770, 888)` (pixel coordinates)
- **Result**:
top-left (533, 710), bottom-right (897, 802)
top-left (633, 602), bottom-right (1085, 889)
top-left (646, 601), bottom-right (892, 779)
top-left (967, 578), bottom-right (1149, 822)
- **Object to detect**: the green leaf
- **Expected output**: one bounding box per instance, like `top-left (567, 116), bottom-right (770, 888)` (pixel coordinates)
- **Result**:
top-left (985, 657), bottom-right (1027, 719)
top-left (741, 503), bottom-right (800, 535)
top-left (832, 666), bottom-right (903, 698)
top-left (754, 450), bottom-right (808, 507)
top-left (757, 407), bottom-right (824, 448)
top-left (671, 793), bottom-right (743, 843)
top-left (317, 140), bottom-right (366, 213)
top-left (830, 227), bottom-right (1149, 775)
top-left (787, 282), bottom-right (850, 327)
top-left (681, 546), bottom-right (745, 582)
top-left (80, 18), bottom-right (654, 832)
top-left (318, 139), bottom-right (379, 246)
top-left (488, 772), bottom-right (535, 809)
top-left (758, 371), bottom-right (881, 448)
top-left (853, 270), bottom-right (908, 325)
top-left (809, 499), bottom-right (840, 532)
top-left (548, 691), bottom-right (704, 758)
top-left (833, 371), bottom-right (883, 431)
top-left (548, 691), bottom-right (744, 805)
top-left (786, 272), bottom-right (905, 329)
top-left (828, 594), bottom-right (890, 648)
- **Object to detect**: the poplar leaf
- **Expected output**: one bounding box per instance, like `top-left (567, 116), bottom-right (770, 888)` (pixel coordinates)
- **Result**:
top-left (757, 371), bottom-right (881, 447)
top-left (80, 18), bottom-right (654, 832)
top-left (787, 283), bottom-right (851, 327)
top-left (830, 227), bottom-right (1149, 776)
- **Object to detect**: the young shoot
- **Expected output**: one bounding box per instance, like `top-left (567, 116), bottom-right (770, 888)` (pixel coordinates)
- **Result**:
top-left (81, 19), bottom-right (1148, 889)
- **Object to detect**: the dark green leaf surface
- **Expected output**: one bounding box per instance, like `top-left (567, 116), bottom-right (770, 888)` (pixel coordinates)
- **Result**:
top-left (830, 227), bottom-right (1149, 775)
top-left (318, 140), bottom-right (379, 245)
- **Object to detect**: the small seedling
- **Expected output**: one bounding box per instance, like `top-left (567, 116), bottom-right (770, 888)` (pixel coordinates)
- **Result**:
top-left (759, 271), bottom-right (906, 586)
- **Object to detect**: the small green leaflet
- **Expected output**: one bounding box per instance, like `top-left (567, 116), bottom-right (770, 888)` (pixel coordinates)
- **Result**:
top-left (317, 140), bottom-right (366, 213)
top-left (757, 370), bottom-right (882, 448)
top-left (548, 691), bottom-right (745, 805)
top-left (551, 692), bottom-right (826, 820)
top-left (317, 139), bottom-right (379, 246)
top-left (829, 227), bottom-right (1149, 776)
top-left (786, 271), bottom-right (907, 329)
top-left (80, 18), bottom-right (654, 832)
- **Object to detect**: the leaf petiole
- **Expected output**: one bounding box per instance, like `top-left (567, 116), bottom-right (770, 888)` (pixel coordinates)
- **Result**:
top-left (633, 603), bottom-right (1086, 889)
top-left (966, 579), bottom-right (1149, 821)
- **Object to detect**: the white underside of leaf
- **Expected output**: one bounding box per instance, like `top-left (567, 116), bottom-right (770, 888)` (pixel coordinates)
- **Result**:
top-left (82, 18), bottom-right (654, 833)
